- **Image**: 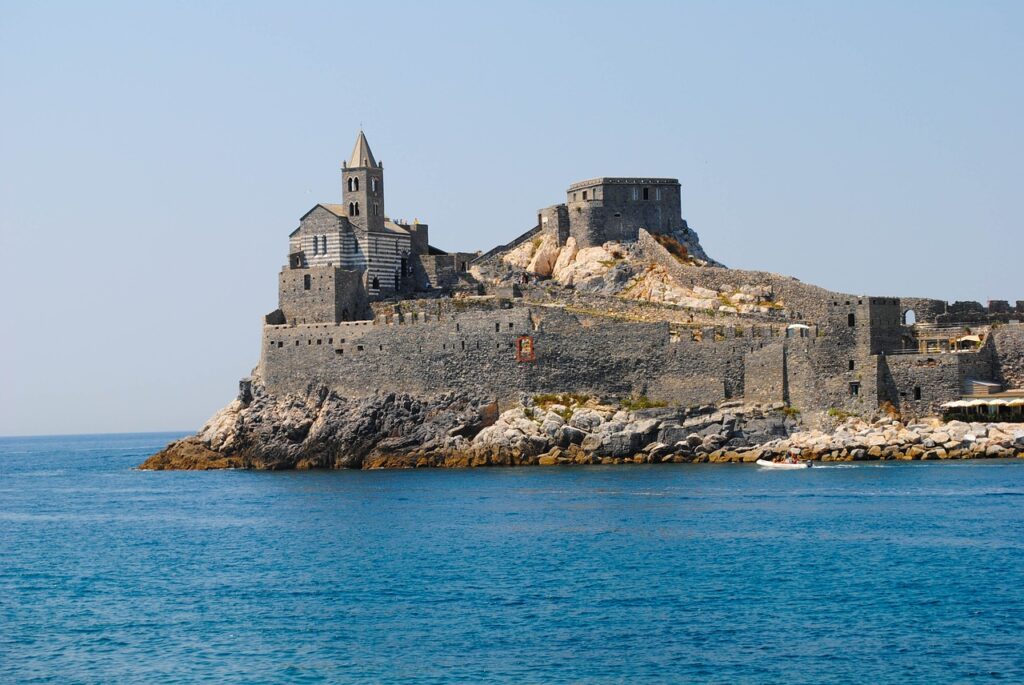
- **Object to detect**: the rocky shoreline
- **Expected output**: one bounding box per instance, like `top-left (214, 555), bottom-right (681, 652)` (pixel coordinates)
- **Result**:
top-left (140, 377), bottom-right (1024, 470)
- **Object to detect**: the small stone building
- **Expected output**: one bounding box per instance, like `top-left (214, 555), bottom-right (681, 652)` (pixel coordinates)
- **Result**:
top-left (538, 177), bottom-right (685, 247)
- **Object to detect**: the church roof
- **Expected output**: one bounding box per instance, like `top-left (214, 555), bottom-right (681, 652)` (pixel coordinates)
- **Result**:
top-left (380, 220), bottom-right (411, 236)
top-left (320, 203), bottom-right (347, 217)
top-left (348, 130), bottom-right (377, 168)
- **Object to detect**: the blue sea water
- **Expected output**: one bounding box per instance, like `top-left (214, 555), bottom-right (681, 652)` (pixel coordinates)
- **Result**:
top-left (1, 433), bottom-right (1023, 684)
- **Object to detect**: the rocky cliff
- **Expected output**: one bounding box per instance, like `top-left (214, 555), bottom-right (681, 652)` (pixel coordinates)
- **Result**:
top-left (141, 377), bottom-right (802, 470)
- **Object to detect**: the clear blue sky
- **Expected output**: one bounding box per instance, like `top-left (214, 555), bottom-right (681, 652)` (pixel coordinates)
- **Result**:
top-left (1, 1), bottom-right (1021, 436)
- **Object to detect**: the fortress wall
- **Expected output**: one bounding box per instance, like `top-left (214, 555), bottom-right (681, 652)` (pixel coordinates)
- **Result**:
top-left (880, 354), bottom-right (966, 418)
top-left (898, 297), bottom-right (950, 324)
top-left (634, 230), bottom-right (848, 323)
top-left (775, 335), bottom-right (881, 416)
top-left (991, 324), bottom-right (1024, 389)
top-left (258, 306), bottom-right (767, 404)
top-left (279, 267), bottom-right (369, 324)
top-left (909, 299), bottom-right (1024, 325)
top-left (743, 342), bottom-right (787, 405)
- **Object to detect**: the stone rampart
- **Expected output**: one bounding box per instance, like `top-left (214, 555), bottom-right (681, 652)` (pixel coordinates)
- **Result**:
top-left (991, 324), bottom-right (1024, 390)
top-left (258, 305), bottom-right (789, 405)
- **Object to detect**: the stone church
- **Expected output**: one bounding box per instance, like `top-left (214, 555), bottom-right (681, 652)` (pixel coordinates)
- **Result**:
top-left (276, 132), bottom-right (476, 325)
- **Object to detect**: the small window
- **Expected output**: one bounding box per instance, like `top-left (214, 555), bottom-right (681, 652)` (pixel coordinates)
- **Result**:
top-left (848, 360), bottom-right (855, 371)
top-left (357, 345), bottom-right (364, 351)
top-left (632, 187), bottom-right (638, 201)
top-left (914, 386), bottom-right (922, 400)
top-left (371, 178), bottom-right (377, 192)
top-left (371, 276), bottom-right (379, 289)
top-left (303, 274), bottom-right (311, 290)
top-left (495, 322), bottom-right (500, 332)
top-left (849, 382), bottom-right (860, 397)
top-left (508, 322), bottom-right (513, 330)
top-left (277, 341), bottom-right (283, 348)
top-left (582, 191), bottom-right (588, 200)
top-left (642, 187), bottom-right (650, 200)
top-left (317, 339), bottom-right (322, 345)
top-left (848, 313), bottom-right (856, 327)
top-left (655, 188), bottom-right (661, 201)
top-left (354, 178), bottom-right (359, 191)
top-left (322, 235), bottom-right (328, 252)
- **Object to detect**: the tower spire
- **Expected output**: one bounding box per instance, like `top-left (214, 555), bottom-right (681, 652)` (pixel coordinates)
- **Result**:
top-left (349, 130), bottom-right (377, 169)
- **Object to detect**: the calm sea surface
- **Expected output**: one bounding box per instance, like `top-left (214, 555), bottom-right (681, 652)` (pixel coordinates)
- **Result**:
top-left (1, 433), bottom-right (1022, 684)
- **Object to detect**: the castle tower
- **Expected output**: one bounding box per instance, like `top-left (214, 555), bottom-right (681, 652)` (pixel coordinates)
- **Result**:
top-left (342, 131), bottom-right (385, 235)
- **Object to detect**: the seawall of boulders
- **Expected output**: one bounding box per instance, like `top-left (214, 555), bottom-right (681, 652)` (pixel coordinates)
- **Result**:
top-left (757, 417), bottom-right (1024, 462)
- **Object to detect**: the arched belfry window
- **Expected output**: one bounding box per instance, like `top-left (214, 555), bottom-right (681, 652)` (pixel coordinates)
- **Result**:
top-left (354, 202), bottom-right (360, 216)
top-left (371, 178), bottom-right (378, 193)
top-left (348, 202), bottom-right (355, 215)
top-left (347, 177), bottom-right (354, 192)
top-left (354, 177), bottom-right (359, 191)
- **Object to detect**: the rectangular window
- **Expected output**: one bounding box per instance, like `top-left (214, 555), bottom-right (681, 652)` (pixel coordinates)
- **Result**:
top-left (582, 191), bottom-right (588, 200)
top-left (848, 360), bottom-right (855, 371)
top-left (914, 386), bottom-right (922, 400)
top-left (642, 187), bottom-right (650, 200)
top-left (632, 187), bottom-right (638, 201)
top-left (849, 382), bottom-right (860, 397)
top-left (655, 188), bottom-right (661, 201)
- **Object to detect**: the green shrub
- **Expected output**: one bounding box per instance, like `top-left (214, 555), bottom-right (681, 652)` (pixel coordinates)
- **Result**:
top-left (620, 396), bottom-right (668, 411)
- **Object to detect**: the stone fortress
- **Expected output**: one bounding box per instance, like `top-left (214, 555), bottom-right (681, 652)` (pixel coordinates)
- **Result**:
top-left (257, 131), bottom-right (1024, 424)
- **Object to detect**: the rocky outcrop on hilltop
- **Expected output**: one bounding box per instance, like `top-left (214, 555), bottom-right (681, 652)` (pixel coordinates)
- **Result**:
top-left (493, 232), bottom-right (784, 315)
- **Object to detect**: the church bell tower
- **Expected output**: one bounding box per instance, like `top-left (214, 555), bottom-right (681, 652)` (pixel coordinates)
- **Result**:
top-left (342, 130), bottom-right (385, 235)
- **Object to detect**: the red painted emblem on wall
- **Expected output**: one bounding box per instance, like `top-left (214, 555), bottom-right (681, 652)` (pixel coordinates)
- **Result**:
top-left (516, 335), bottom-right (536, 362)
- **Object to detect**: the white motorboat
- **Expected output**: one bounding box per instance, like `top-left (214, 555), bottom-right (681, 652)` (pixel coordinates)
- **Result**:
top-left (756, 458), bottom-right (811, 469)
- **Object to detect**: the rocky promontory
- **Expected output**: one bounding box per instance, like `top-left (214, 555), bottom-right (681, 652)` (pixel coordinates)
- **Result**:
top-left (140, 377), bottom-right (1024, 470)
